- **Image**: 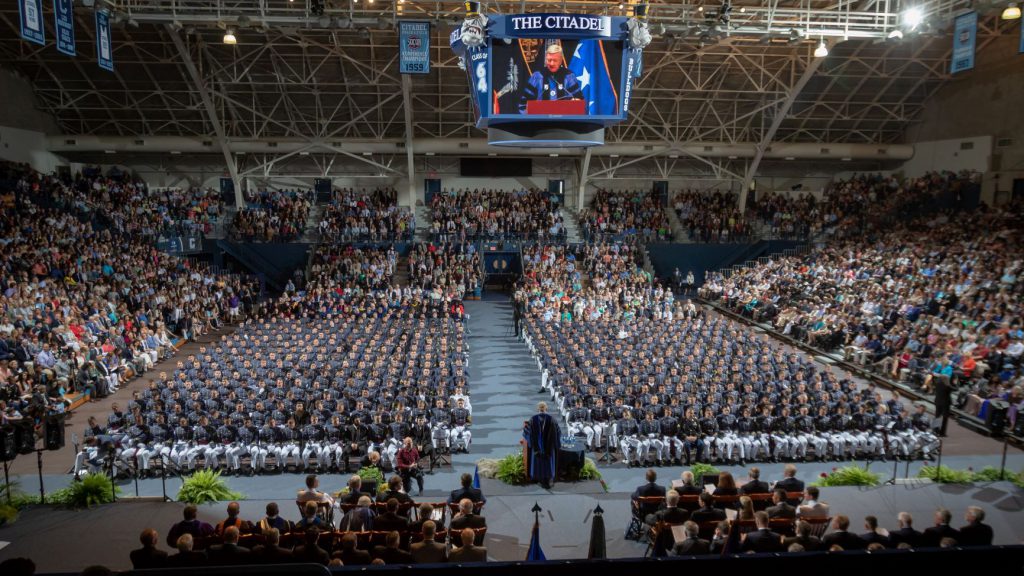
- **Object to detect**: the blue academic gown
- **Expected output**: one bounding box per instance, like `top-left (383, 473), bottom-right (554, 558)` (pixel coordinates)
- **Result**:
top-left (525, 413), bottom-right (561, 483)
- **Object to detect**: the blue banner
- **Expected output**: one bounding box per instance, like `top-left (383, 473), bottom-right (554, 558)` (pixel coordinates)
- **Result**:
top-left (567, 40), bottom-right (618, 115)
top-left (951, 11), bottom-right (977, 74)
top-left (96, 9), bottom-right (113, 71)
top-left (54, 0), bottom-right (75, 56)
top-left (18, 0), bottom-right (45, 45)
top-left (1020, 17), bottom-right (1023, 54)
top-left (399, 20), bottom-right (430, 74)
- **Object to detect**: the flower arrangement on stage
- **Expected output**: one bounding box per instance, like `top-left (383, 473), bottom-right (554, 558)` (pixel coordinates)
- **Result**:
top-left (478, 454), bottom-right (603, 486)
top-left (336, 467), bottom-right (388, 497)
top-left (811, 466), bottom-right (881, 487)
top-left (48, 472), bottom-right (122, 509)
top-left (687, 462), bottom-right (721, 481)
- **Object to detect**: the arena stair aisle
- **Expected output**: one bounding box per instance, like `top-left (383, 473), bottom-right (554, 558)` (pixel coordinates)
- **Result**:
top-left (460, 297), bottom-right (567, 469)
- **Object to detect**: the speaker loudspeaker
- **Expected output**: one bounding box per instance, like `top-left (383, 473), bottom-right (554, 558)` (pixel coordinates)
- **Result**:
top-left (45, 414), bottom-right (66, 451)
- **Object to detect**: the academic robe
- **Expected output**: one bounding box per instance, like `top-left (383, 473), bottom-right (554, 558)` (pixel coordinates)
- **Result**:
top-left (523, 412), bottom-right (561, 483)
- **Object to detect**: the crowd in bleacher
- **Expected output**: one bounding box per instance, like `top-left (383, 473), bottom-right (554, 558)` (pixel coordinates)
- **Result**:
top-left (230, 189), bottom-right (311, 242)
top-left (630, 466), bottom-right (995, 556)
top-left (429, 188), bottom-right (564, 242)
top-left (515, 242), bottom-right (659, 323)
top-left (408, 243), bottom-right (483, 302)
top-left (579, 189), bottom-right (671, 242)
top-left (308, 244), bottom-right (398, 291)
top-left (0, 162), bottom-right (257, 430)
top-left (318, 187), bottom-right (414, 242)
top-left (672, 190), bottom-right (752, 242)
top-left (700, 195), bottom-right (1023, 426)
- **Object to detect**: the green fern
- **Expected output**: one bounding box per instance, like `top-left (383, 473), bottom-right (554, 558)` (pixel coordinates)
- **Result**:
top-left (48, 473), bottom-right (120, 508)
top-left (688, 462), bottom-right (721, 482)
top-left (811, 466), bottom-right (881, 487)
top-left (918, 465), bottom-right (975, 484)
top-left (578, 458), bottom-right (602, 481)
top-left (495, 453), bottom-right (528, 485)
top-left (177, 469), bottom-right (244, 505)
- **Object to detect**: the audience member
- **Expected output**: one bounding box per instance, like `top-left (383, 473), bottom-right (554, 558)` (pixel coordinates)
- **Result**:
top-left (129, 528), bottom-right (168, 569)
top-left (450, 498), bottom-right (486, 530)
top-left (740, 467), bottom-right (770, 494)
top-left (206, 526), bottom-right (251, 566)
top-left (958, 506), bottom-right (993, 546)
top-left (337, 532), bottom-right (373, 566)
top-left (888, 512), bottom-right (923, 548)
top-left (741, 511), bottom-right (784, 553)
top-left (672, 520), bottom-right (711, 555)
top-left (797, 487), bottom-right (829, 518)
top-left (449, 472), bottom-right (486, 504)
top-left (251, 528), bottom-right (293, 565)
top-left (766, 489), bottom-right (796, 519)
top-left (922, 508), bottom-right (961, 547)
top-left (166, 505), bottom-right (214, 548)
top-left (449, 528), bottom-right (487, 563)
top-left (292, 526), bottom-right (330, 565)
top-left (411, 520), bottom-right (448, 563)
top-left (783, 520), bottom-right (822, 552)
top-left (373, 530), bottom-right (415, 564)
top-left (821, 515), bottom-right (865, 550)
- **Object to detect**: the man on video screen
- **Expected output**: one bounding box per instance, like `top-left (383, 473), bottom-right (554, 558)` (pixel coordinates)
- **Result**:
top-left (519, 44), bottom-right (583, 113)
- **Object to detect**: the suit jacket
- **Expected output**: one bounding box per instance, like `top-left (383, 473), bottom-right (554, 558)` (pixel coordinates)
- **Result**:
top-left (782, 535), bottom-right (822, 552)
top-left (887, 527), bottom-right (923, 548)
top-left (251, 544), bottom-right (293, 564)
top-left (449, 486), bottom-right (486, 504)
top-left (207, 542), bottom-right (252, 566)
top-left (378, 489), bottom-right (414, 505)
top-left (676, 485), bottom-right (704, 496)
top-left (632, 481), bottom-right (667, 500)
top-left (742, 529), bottom-right (784, 553)
top-left (449, 544), bottom-right (487, 563)
top-left (821, 530), bottom-right (866, 550)
top-left (373, 546), bottom-right (415, 564)
top-left (450, 514), bottom-right (487, 530)
top-left (654, 507), bottom-right (690, 524)
top-left (774, 477), bottom-right (805, 493)
top-left (797, 502), bottom-right (830, 519)
top-left (167, 551), bottom-right (208, 567)
top-left (922, 524), bottom-right (961, 547)
top-left (340, 507), bottom-right (375, 532)
top-left (690, 506), bottom-right (727, 525)
top-left (130, 546), bottom-right (169, 569)
top-left (740, 480), bottom-right (771, 495)
top-left (766, 502), bottom-right (796, 519)
top-left (958, 522), bottom-right (993, 546)
top-left (375, 511), bottom-right (411, 533)
top-left (292, 544), bottom-right (330, 565)
top-left (338, 548), bottom-right (374, 566)
top-left (672, 537), bottom-right (711, 556)
top-left (859, 531), bottom-right (890, 547)
top-left (411, 540), bottom-right (448, 564)
top-left (340, 490), bottom-right (368, 506)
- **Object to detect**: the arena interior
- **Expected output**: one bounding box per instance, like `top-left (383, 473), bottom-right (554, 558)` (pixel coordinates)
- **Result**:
top-left (0, 0), bottom-right (1023, 574)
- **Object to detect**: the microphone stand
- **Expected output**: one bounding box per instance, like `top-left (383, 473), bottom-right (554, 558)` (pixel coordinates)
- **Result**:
top-left (35, 448), bottom-right (46, 504)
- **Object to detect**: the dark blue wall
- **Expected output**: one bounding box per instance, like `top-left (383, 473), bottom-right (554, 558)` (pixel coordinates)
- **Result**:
top-left (647, 240), bottom-right (805, 286)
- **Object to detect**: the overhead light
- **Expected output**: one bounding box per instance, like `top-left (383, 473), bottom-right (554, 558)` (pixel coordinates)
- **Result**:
top-left (727, 155), bottom-right (738, 159)
top-left (425, 152), bottom-right (435, 156)
top-left (619, 2), bottom-right (624, 9)
top-left (362, 152), bottom-right (372, 156)
top-left (787, 28), bottom-right (802, 45)
top-left (170, 151), bottom-right (181, 155)
top-left (784, 156), bottom-right (795, 160)
top-left (813, 39), bottom-right (828, 58)
top-left (698, 6), bottom-right (704, 12)
top-left (236, 15), bottom-right (251, 28)
top-left (739, 6), bottom-right (745, 12)
top-left (223, 29), bottom-right (237, 44)
top-left (903, 7), bottom-right (923, 28)
top-left (487, 153), bottom-right (497, 156)
top-left (887, 29), bottom-right (903, 39)
top-left (841, 157), bottom-right (852, 161)
top-left (1003, 3), bottom-right (1022, 19)
top-left (127, 18), bottom-right (139, 29)
top-left (549, 153), bottom-right (559, 157)
top-left (104, 150), bottom-right (116, 154)
top-left (359, 27), bottom-right (370, 39)
top-left (299, 151), bottom-right (310, 156)
top-left (668, 154), bottom-right (679, 159)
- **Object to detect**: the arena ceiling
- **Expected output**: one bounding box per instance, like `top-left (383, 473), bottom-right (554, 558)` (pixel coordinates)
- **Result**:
top-left (0, 0), bottom-right (1016, 180)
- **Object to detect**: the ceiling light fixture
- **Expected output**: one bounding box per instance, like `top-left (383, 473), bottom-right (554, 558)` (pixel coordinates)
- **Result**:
top-left (223, 29), bottom-right (237, 44)
top-left (813, 38), bottom-right (828, 57)
top-left (1002, 2), bottom-right (1022, 19)
top-left (887, 29), bottom-right (903, 39)
top-left (903, 7), bottom-right (923, 28)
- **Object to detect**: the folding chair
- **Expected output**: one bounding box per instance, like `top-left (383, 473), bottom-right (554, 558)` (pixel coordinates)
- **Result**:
top-left (804, 516), bottom-right (832, 538)
top-left (626, 496), bottom-right (663, 540)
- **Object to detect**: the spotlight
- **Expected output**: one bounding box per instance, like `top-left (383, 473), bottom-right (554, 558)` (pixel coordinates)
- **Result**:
top-left (1003, 3), bottom-right (1022, 19)
top-left (887, 29), bottom-right (903, 39)
top-left (698, 6), bottom-right (704, 12)
top-left (237, 15), bottom-right (251, 28)
top-left (813, 39), bottom-right (828, 57)
top-left (903, 7), bottom-right (923, 28)
top-left (223, 29), bottom-right (237, 44)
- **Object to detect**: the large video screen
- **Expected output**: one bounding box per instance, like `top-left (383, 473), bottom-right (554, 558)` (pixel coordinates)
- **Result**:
top-left (489, 38), bottom-right (624, 118)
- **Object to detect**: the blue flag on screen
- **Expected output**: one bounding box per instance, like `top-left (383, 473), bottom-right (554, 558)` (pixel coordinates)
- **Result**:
top-left (567, 39), bottom-right (618, 115)
top-left (96, 9), bottom-right (114, 72)
top-left (19, 0), bottom-right (45, 45)
top-left (526, 519), bottom-right (546, 561)
top-left (55, 0), bottom-right (76, 56)
top-left (472, 465), bottom-right (481, 489)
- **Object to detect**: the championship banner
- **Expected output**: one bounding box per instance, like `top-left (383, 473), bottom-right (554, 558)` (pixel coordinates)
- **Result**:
top-left (19, 0), bottom-right (45, 46)
top-left (96, 9), bottom-right (113, 71)
top-left (54, 0), bottom-right (76, 56)
top-left (951, 11), bottom-right (977, 74)
top-left (399, 21), bottom-right (430, 74)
